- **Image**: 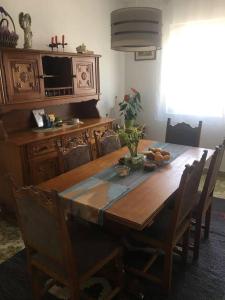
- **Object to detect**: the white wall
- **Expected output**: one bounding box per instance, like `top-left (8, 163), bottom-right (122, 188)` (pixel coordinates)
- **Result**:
top-left (2, 0), bottom-right (225, 170)
top-left (124, 0), bottom-right (225, 171)
top-left (124, 0), bottom-right (167, 141)
top-left (1, 0), bottom-right (125, 117)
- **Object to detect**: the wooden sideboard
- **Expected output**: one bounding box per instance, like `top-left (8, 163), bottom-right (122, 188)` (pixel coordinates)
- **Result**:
top-left (0, 48), bottom-right (114, 212)
top-left (0, 117), bottom-right (113, 211)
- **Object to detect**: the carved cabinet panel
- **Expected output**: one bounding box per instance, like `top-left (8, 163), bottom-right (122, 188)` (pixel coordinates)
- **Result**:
top-left (29, 154), bottom-right (59, 185)
top-left (72, 57), bottom-right (97, 96)
top-left (2, 51), bottom-right (44, 103)
top-left (62, 130), bottom-right (89, 146)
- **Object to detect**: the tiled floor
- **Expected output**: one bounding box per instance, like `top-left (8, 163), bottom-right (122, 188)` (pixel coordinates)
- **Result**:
top-left (200, 173), bottom-right (225, 198)
top-left (0, 219), bottom-right (24, 264)
top-left (0, 175), bottom-right (224, 264)
top-left (214, 174), bottom-right (225, 198)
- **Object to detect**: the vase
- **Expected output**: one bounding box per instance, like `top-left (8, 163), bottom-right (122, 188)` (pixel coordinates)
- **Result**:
top-left (124, 153), bottom-right (144, 170)
top-left (125, 119), bottom-right (135, 128)
top-left (131, 153), bottom-right (144, 165)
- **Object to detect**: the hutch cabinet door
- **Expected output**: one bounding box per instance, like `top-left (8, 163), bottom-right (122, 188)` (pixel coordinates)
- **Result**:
top-left (2, 51), bottom-right (44, 103)
top-left (72, 57), bottom-right (98, 96)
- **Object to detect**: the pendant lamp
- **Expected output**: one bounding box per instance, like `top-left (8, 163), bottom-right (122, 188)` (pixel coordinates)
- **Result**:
top-left (111, 7), bottom-right (162, 52)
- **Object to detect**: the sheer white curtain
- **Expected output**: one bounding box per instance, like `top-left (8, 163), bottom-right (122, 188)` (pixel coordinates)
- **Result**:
top-left (159, 0), bottom-right (225, 120)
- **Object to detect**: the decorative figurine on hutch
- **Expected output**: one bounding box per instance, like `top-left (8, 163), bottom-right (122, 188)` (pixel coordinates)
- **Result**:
top-left (19, 12), bottom-right (32, 49)
top-left (76, 43), bottom-right (94, 54)
top-left (76, 43), bottom-right (87, 53)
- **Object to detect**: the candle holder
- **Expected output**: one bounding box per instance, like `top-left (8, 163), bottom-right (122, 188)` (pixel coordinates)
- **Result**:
top-left (48, 42), bottom-right (59, 51)
top-left (48, 35), bottom-right (67, 51)
top-left (61, 42), bottom-right (68, 51)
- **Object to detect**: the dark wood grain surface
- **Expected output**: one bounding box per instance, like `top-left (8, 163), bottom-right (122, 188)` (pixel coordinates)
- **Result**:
top-left (39, 140), bottom-right (214, 230)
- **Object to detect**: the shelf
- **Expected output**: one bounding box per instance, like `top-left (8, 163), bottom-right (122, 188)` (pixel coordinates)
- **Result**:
top-left (45, 87), bottom-right (73, 97)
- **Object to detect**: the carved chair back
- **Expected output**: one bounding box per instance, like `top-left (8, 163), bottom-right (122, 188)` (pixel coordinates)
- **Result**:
top-left (58, 136), bottom-right (91, 173)
top-left (168, 150), bottom-right (207, 243)
top-left (13, 186), bottom-right (77, 278)
top-left (165, 118), bottom-right (202, 147)
top-left (199, 139), bottom-right (225, 214)
top-left (94, 129), bottom-right (121, 157)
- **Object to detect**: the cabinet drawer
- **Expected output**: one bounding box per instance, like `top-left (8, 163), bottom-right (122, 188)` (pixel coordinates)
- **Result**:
top-left (27, 139), bottom-right (59, 158)
top-left (28, 153), bottom-right (59, 185)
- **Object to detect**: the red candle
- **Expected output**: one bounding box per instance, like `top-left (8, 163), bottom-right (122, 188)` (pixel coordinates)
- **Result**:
top-left (51, 36), bottom-right (54, 44)
top-left (62, 34), bottom-right (65, 44)
top-left (55, 35), bottom-right (58, 44)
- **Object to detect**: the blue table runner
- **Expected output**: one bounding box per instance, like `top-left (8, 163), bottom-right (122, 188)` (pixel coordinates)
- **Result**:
top-left (60, 142), bottom-right (188, 224)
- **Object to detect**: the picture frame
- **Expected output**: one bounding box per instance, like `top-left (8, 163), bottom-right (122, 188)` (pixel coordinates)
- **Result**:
top-left (134, 50), bottom-right (156, 61)
top-left (32, 109), bottom-right (45, 127)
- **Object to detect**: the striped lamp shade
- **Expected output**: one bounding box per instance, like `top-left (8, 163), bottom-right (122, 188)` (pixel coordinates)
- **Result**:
top-left (111, 7), bottom-right (162, 52)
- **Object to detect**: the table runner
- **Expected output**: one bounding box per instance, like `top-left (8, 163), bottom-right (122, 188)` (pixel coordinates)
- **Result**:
top-left (60, 142), bottom-right (189, 224)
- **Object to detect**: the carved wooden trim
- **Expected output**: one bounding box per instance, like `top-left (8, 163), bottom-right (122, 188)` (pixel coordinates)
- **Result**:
top-left (60, 133), bottom-right (89, 153)
top-left (94, 129), bottom-right (120, 157)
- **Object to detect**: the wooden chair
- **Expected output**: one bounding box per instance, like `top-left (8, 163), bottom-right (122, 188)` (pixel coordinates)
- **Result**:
top-left (192, 139), bottom-right (225, 260)
top-left (13, 185), bottom-right (124, 300)
top-left (165, 118), bottom-right (202, 147)
top-left (127, 150), bottom-right (207, 293)
top-left (58, 136), bottom-right (91, 173)
top-left (94, 129), bottom-right (121, 157)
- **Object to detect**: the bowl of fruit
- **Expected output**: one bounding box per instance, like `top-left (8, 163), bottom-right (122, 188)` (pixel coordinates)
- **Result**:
top-left (142, 147), bottom-right (171, 166)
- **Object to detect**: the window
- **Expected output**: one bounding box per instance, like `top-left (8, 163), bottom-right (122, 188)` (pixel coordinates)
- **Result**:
top-left (161, 19), bottom-right (225, 117)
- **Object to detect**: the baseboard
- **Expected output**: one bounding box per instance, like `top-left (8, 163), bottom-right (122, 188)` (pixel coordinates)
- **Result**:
top-left (203, 168), bottom-right (225, 177)
top-left (218, 171), bottom-right (225, 177)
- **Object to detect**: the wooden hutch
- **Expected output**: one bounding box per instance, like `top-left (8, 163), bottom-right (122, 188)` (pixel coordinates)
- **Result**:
top-left (0, 48), bottom-right (114, 212)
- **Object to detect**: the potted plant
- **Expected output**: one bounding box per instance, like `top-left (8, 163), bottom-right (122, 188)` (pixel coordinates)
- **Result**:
top-left (118, 126), bottom-right (144, 165)
top-left (119, 88), bottom-right (142, 128)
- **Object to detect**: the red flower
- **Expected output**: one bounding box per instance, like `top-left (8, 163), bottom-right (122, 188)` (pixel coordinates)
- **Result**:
top-left (131, 88), bottom-right (138, 94)
top-left (124, 94), bottom-right (130, 102)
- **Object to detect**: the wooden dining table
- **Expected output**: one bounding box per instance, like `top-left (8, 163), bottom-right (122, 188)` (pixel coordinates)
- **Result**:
top-left (39, 140), bottom-right (214, 231)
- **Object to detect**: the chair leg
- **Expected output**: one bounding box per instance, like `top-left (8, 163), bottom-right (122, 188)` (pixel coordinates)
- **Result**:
top-left (115, 249), bottom-right (125, 294)
top-left (67, 272), bottom-right (80, 300)
top-left (193, 215), bottom-right (202, 261)
top-left (162, 250), bottom-right (173, 293)
top-left (204, 204), bottom-right (212, 239)
top-left (182, 227), bottom-right (190, 265)
top-left (30, 267), bottom-right (42, 300)
top-left (70, 284), bottom-right (80, 300)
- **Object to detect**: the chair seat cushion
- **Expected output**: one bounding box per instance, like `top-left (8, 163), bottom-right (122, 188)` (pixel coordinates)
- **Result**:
top-left (71, 221), bottom-right (119, 276)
